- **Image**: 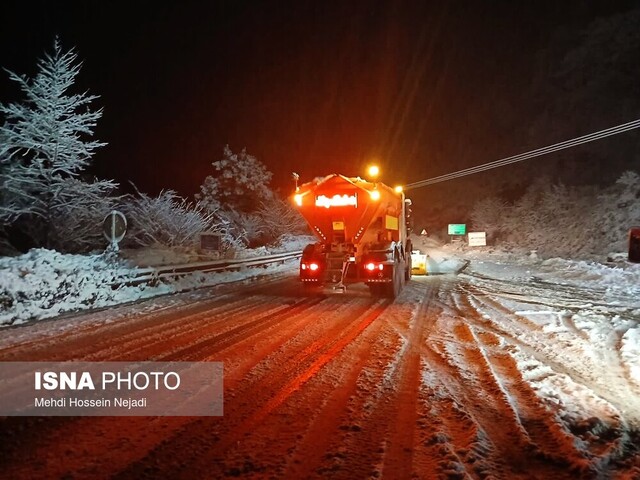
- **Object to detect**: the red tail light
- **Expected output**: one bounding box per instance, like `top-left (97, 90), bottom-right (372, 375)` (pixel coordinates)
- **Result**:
top-left (365, 262), bottom-right (383, 271)
top-left (302, 262), bottom-right (320, 271)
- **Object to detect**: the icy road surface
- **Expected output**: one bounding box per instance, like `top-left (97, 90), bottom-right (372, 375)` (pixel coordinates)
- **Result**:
top-left (0, 270), bottom-right (639, 479)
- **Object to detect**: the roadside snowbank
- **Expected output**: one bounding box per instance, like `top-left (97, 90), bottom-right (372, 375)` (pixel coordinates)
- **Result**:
top-left (412, 234), bottom-right (640, 298)
top-left (413, 234), bottom-right (640, 426)
top-left (0, 241), bottom-right (302, 327)
top-left (3, 234), bottom-right (638, 332)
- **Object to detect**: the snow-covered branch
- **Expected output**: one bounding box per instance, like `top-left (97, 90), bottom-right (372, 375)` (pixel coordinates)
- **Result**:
top-left (470, 171), bottom-right (640, 257)
top-left (122, 190), bottom-right (222, 248)
top-left (0, 37), bottom-right (116, 252)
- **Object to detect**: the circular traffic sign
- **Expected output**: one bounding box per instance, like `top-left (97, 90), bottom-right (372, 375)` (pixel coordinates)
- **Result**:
top-left (103, 210), bottom-right (127, 244)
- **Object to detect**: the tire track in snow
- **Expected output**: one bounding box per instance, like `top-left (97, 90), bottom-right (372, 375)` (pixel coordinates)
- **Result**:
top-left (0, 295), bottom-right (282, 478)
top-left (418, 281), bottom-right (581, 478)
top-left (0, 281), bottom-right (344, 480)
top-left (280, 308), bottom-right (389, 479)
top-left (451, 280), bottom-right (640, 475)
top-left (84, 295), bottom-right (280, 361)
top-left (463, 287), bottom-right (640, 423)
top-left (419, 359), bottom-right (494, 480)
top-left (0, 294), bottom-right (244, 361)
top-left (157, 295), bottom-right (326, 361)
top-left (464, 323), bottom-right (591, 474)
top-left (225, 297), bottom-right (394, 479)
top-left (303, 282), bottom-right (431, 479)
top-left (463, 271), bottom-right (640, 323)
top-left (422, 327), bottom-right (535, 477)
top-left (111, 296), bottom-right (391, 479)
top-left (378, 283), bottom-right (437, 479)
top-left (108, 297), bottom-right (345, 478)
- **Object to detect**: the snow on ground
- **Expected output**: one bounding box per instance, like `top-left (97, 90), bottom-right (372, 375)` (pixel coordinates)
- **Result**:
top-left (2, 233), bottom-right (636, 329)
top-left (413, 233), bottom-right (640, 428)
top-left (412, 234), bottom-right (640, 300)
top-left (2, 233), bottom-right (639, 427)
top-left (0, 235), bottom-right (313, 327)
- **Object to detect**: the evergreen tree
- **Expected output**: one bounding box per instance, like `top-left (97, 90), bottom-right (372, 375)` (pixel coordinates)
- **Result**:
top-left (197, 145), bottom-right (273, 213)
top-left (0, 37), bottom-right (116, 250)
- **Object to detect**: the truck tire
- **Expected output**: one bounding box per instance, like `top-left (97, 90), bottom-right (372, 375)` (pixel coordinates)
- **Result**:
top-left (405, 241), bottom-right (413, 281)
top-left (384, 265), bottom-right (402, 299)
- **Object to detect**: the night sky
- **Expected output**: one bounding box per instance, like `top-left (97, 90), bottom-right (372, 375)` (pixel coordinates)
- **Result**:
top-left (2, 1), bottom-right (638, 212)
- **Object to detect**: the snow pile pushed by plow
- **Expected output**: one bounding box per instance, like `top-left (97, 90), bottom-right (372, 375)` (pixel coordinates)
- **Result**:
top-left (0, 249), bottom-right (165, 326)
top-left (0, 244), bottom-right (303, 327)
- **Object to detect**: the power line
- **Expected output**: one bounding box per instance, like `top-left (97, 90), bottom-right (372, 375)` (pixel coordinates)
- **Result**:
top-left (404, 118), bottom-right (640, 191)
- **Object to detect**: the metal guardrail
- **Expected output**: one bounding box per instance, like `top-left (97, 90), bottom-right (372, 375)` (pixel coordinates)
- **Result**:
top-left (126, 251), bottom-right (303, 285)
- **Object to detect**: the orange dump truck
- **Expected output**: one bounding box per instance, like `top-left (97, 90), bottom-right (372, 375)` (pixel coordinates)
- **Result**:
top-left (293, 174), bottom-right (412, 298)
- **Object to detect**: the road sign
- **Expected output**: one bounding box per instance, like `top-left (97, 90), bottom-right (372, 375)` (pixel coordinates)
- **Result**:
top-left (200, 232), bottom-right (221, 251)
top-left (103, 210), bottom-right (127, 245)
top-left (468, 231), bottom-right (487, 246)
top-left (448, 224), bottom-right (466, 235)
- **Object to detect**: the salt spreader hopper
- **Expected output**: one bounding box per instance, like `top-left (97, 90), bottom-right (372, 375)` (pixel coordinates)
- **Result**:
top-left (293, 174), bottom-right (413, 298)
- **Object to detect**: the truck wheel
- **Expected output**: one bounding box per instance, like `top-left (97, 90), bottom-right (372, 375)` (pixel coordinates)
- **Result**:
top-left (385, 279), bottom-right (399, 298)
top-left (384, 266), bottom-right (402, 299)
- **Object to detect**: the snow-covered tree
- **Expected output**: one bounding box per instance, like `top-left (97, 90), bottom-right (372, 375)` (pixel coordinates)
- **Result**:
top-left (469, 196), bottom-right (507, 241)
top-left (597, 171), bottom-right (640, 252)
top-left (257, 196), bottom-right (308, 243)
top-left (213, 207), bottom-right (264, 247)
top-left (197, 145), bottom-right (273, 213)
top-left (0, 37), bottom-right (114, 250)
top-left (47, 177), bottom-right (118, 252)
top-left (122, 190), bottom-right (221, 248)
top-left (195, 145), bottom-right (278, 247)
top-left (470, 172), bottom-right (639, 258)
top-left (499, 182), bottom-right (544, 247)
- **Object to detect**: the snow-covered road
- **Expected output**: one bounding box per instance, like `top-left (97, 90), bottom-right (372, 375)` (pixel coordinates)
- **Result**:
top-left (0, 264), bottom-right (638, 479)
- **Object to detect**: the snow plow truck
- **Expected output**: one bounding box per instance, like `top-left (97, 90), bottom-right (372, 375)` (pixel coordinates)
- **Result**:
top-left (293, 174), bottom-right (412, 298)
